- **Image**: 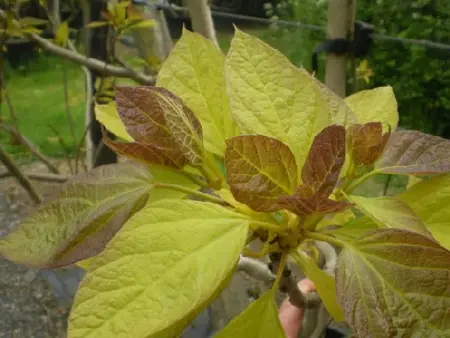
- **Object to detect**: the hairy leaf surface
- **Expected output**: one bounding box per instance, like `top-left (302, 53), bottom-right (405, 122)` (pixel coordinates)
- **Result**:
top-left (157, 28), bottom-right (238, 156)
top-left (0, 164), bottom-right (152, 267)
top-left (95, 102), bottom-right (133, 141)
top-left (336, 229), bottom-right (450, 337)
top-left (345, 86), bottom-right (398, 130)
top-left (225, 135), bottom-right (297, 211)
top-left (347, 122), bottom-right (390, 165)
top-left (293, 251), bottom-right (344, 321)
top-left (376, 130), bottom-right (450, 174)
top-left (399, 175), bottom-right (450, 250)
top-left (302, 125), bottom-right (346, 197)
top-left (348, 195), bottom-right (431, 236)
top-left (226, 29), bottom-right (330, 170)
top-left (214, 289), bottom-right (285, 338)
top-left (68, 200), bottom-right (249, 338)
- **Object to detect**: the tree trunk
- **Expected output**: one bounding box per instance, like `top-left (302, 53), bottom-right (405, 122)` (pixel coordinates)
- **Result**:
top-left (185, 0), bottom-right (219, 47)
top-left (86, 0), bottom-right (117, 168)
top-left (325, 0), bottom-right (356, 97)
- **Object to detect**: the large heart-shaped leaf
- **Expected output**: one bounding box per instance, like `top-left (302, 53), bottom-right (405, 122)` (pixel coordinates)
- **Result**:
top-left (347, 195), bottom-right (431, 237)
top-left (345, 86), bottom-right (398, 131)
top-left (68, 199), bottom-right (249, 338)
top-left (376, 130), bottom-right (450, 174)
top-left (157, 28), bottom-right (239, 156)
top-left (226, 29), bottom-right (330, 171)
top-left (225, 135), bottom-right (298, 211)
top-left (0, 164), bottom-right (153, 268)
top-left (214, 289), bottom-right (285, 338)
top-left (399, 174), bottom-right (450, 250)
top-left (336, 229), bottom-right (450, 337)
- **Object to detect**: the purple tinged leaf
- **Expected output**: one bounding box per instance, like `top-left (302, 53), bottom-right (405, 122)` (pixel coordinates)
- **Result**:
top-left (376, 130), bottom-right (450, 174)
top-left (347, 122), bottom-right (390, 165)
top-left (302, 125), bottom-right (346, 197)
top-left (225, 135), bottom-right (298, 212)
top-left (336, 229), bottom-right (450, 337)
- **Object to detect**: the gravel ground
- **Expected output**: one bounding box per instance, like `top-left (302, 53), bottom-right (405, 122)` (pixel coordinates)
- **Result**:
top-left (0, 185), bottom-right (70, 338)
top-left (0, 161), bottom-right (213, 338)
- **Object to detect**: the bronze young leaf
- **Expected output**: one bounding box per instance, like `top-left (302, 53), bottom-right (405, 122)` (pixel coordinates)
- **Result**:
top-left (376, 130), bottom-right (450, 174)
top-left (302, 124), bottom-right (346, 197)
top-left (115, 86), bottom-right (203, 166)
top-left (153, 88), bottom-right (203, 166)
top-left (225, 135), bottom-right (298, 212)
top-left (276, 125), bottom-right (351, 216)
top-left (347, 122), bottom-right (390, 165)
top-left (277, 185), bottom-right (351, 216)
top-left (102, 134), bottom-right (186, 169)
top-left (116, 86), bottom-right (174, 146)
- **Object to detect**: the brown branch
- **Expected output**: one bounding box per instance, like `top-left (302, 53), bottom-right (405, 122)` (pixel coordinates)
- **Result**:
top-left (0, 171), bottom-right (68, 182)
top-left (0, 9), bottom-right (155, 85)
top-left (0, 145), bottom-right (42, 203)
top-left (0, 124), bottom-right (60, 174)
top-left (269, 253), bottom-right (321, 309)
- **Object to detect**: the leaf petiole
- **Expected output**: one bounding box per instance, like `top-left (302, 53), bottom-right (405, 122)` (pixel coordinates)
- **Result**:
top-left (345, 169), bottom-right (379, 193)
top-left (180, 170), bottom-right (209, 188)
top-left (304, 231), bottom-right (347, 249)
top-left (153, 183), bottom-right (227, 205)
top-left (272, 253), bottom-right (287, 291)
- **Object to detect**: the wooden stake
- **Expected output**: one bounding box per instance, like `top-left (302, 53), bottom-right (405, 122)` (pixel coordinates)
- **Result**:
top-left (325, 0), bottom-right (357, 97)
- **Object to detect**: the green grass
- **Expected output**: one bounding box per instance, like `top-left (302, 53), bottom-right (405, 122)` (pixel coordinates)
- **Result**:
top-left (0, 54), bottom-right (86, 160)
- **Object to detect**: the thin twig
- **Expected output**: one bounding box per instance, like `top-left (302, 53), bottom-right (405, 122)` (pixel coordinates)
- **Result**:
top-left (0, 9), bottom-right (155, 85)
top-left (61, 60), bottom-right (78, 150)
top-left (0, 171), bottom-right (68, 182)
top-left (48, 124), bottom-right (74, 174)
top-left (75, 121), bottom-right (90, 173)
top-left (0, 145), bottom-right (42, 203)
top-left (0, 124), bottom-right (60, 174)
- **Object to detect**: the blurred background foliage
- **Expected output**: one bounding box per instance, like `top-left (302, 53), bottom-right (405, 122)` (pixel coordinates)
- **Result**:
top-left (1, 0), bottom-right (449, 161)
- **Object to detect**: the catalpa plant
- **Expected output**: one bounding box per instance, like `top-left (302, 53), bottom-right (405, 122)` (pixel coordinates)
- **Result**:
top-left (1, 29), bottom-right (450, 338)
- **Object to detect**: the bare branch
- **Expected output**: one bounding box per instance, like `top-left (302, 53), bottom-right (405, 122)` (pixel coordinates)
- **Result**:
top-left (0, 124), bottom-right (60, 174)
top-left (269, 253), bottom-right (321, 309)
top-left (0, 171), bottom-right (68, 182)
top-left (0, 145), bottom-right (42, 203)
top-left (237, 256), bottom-right (275, 283)
top-left (0, 9), bottom-right (155, 85)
